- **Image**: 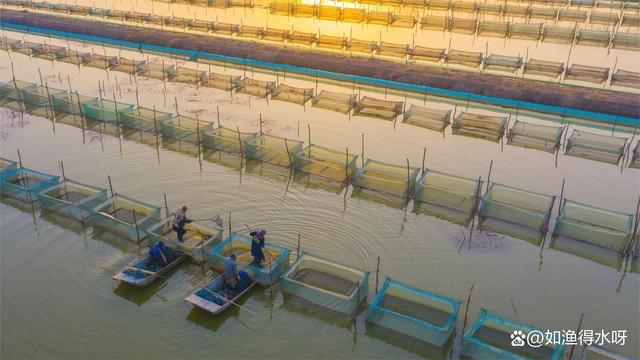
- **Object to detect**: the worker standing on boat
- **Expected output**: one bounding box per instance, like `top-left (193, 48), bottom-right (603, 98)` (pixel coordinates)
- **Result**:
top-left (250, 230), bottom-right (267, 267)
top-left (172, 206), bottom-right (192, 242)
top-left (224, 253), bottom-right (240, 289)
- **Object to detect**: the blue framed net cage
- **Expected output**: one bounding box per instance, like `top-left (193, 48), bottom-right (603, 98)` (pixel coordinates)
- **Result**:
top-left (89, 194), bottom-right (161, 243)
top-left (479, 183), bottom-right (555, 243)
top-left (462, 309), bottom-right (565, 360)
top-left (208, 232), bottom-right (291, 286)
top-left (413, 169), bottom-right (482, 225)
top-left (565, 129), bottom-right (627, 165)
top-left (244, 134), bottom-right (303, 167)
top-left (119, 107), bottom-right (173, 132)
top-left (50, 92), bottom-right (96, 115)
top-left (282, 254), bottom-right (370, 316)
top-left (352, 159), bottom-right (419, 198)
top-left (294, 145), bottom-right (358, 183)
top-left (507, 120), bottom-right (563, 153)
top-left (146, 217), bottom-right (223, 264)
top-left (37, 179), bottom-right (108, 221)
top-left (81, 98), bottom-right (135, 123)
top-left (19, 84), bottom-right (66, 107)
top-left (553, 199), bottom-right (634, 254)
top-left (0, 157), bottom-right (18, 174)
top-left (0, 80), bottom-right (35, 101)
top-left (201, 126), bottom-right (257, 154)
top-left (366, 278), bottom-right (461, 347)
top-left (159, 115), bottom-right (214, 143)
top-left (0, 168), bottom-right (59, 202)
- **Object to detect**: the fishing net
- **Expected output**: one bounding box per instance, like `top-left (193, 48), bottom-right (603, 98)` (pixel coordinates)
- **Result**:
top-left (202, 126), bottom-right (257, 154)
top-left (450, 17), bottom-right (477, 34)
top-left (120, 107), bottom-right (173, 132)
top-left (366, 278), bottom-right (461, 347)
top-left (0, 168), bottom-right (59, 202)
top-left (565, 64), bottom-right (610, 84)
top-left (312, 91), bottom-right (356, 114)
top-left (263, 28), bottom-right (288, 42)
top-left (349, 38), bottom-right (376, 54)
top-left (342, 8), bottom-right (366, 23)
top-left (478, 3), bottom-right (502, 15)
top-left (317, 35), bottom-right (345, 50)
top-left (392, 14), bottom-right (416, 28)
top-left (208, 232), bottom-right (291, 286)
top-left (590, 11), bottom-right (620, 25)
top-left (479, 183), bottom-right (555, 242)
top-left (237, 25), bottom-right (263, 39)
top-left (159, 115), bottom-right (214, 143)
top-left (139, 62), bottom-right (174, 80)
top-left (318, 5), bottom-right (341, 20)
top-left (542, 25), bottom-right (576, 44)
top-left (294, 145), bottom-right (358, 182)
top-left (201, 73), bottom-right (241, 91)
top-left (368, 11), bottom-right (394, 25)
top-left (289, 31), bottom-right (316, 45)
top-left (554, 199), bottom-right (633, 253)
top-left (452, 112), bottom-right (507, 142)
top-left (270, 2), bottom-right (292, 15)
top-left (0, 80), bottom-right (35, 101)
top-left (111, 57), bottom-right (146, 74)
top-left (146, 216), bottom-right (223, 262)
top-left (0, 157), bottom-right (17, 174)
top-left (402, 105), bottom-right (451, 132)
top-left (82, 99), bottom-right (135, 123)
top-left (612, 33), bottom-right (640, 50)
top-left (245, 134), bottom-right (303, 166)
top-left (170, 66), bottom-right (206, 84)
top-left (483, 55), bottom-right (523, 73)
top-left (84, 53), bottom-right (118, 69)
top-left (411, 46), bottom-right (446, 62)
top-left (478, 21), bottom-right (509, 37)
top-left (507, 120), bottom-right (563, 153)
top-left (523, 58), bottom-right (564, 77)
top-left (421, 15), bottom-right (449, 30)
top-left (530, 7), bottom-right (557, 20)
top-left (19, 84), bottom-right (65, 106)
top-left (510, 23), bottom-right (542, 41)
top-left (282, 254), bottom-right (370, 316)
top-left (377, 42), bottom-right (408, 58)
top-left (31, 44), bottom-right (66, 60)
top-left (462, 309), bottom-right (565, 360)
top-left (352, 159), bottom-right (419, 197)
top-left (54, 48), bottom-right (91, 65)
top-left (37, 179), bottom-right (107, 221)
top-left (272, 84), bottom-right (314, 105)
top-left (558, 8), bottom-right (587, 22)
top-left (51, 92), bottom-right (95, 115)
top-left (413, 169), bottom-right (481, 225)
top-left (237, 78), bottom-right (276, 98)
top-left (446, 50), bottom-right (483, 68)
top-left (353, 96), bottom-right (403, 120)
top-left (89, 194), bottom-right (161, 243)
top-left (576, 30), bottom-right (611, 47)
top-left (565, 129), bottom-right (626, 164)
top-left (611, 69), bottom-right (640, 89)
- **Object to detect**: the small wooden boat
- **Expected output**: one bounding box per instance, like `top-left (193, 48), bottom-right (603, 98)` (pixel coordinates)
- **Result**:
top-left (185, 275), bottom-right (256, 315)
top-left (113, 250), bottom-right (186, 287)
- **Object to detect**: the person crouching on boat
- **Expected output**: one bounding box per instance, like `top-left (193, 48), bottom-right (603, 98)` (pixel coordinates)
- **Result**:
top-left (149, 241), bottom-right (175, 267)
top-left (250, 230), bottom-right (267, 267)
top-left (172, 206), bottom-right (192, 242)
top-left (224, 253), bottom-right (240, 289)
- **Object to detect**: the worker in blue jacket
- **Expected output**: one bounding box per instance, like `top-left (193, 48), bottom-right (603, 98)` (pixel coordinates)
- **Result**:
top-left (250, 230), bottom-right (266, 267)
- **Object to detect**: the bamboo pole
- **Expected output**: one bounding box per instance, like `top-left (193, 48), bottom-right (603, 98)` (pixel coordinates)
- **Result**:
top-left (421, 147), bottom-right (426, 176)
top-left (164, 194), bottom-right (170, 217)
top-left (108, 175), bottom-right (114, 197)
top-left (132, 208), bottom-right (141, 245)
top-left (296, 233), bottom-right (301, 259)
top-left (461, 281), bottom-right (476, 335)
top-left (284, 138), bottom-right (293, 167)
top-left (236, 126), bottom-right (244, 155)
top-left (375, 256), bottom-right (380, 294)
top-left (485, 160), bottom-right (493, 193)
top-left (557, 178), bottom-right (566, 217)
top-left (217, 105), bottom-right (221, 127)
top-left (16, 149), bottom-right (22, 168)
top-left (567, 313), bottom-right (584, 359)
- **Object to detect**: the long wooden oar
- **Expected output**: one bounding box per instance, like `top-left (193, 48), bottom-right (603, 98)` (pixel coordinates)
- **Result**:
top-left (199, 285), bottom-right (257, 315)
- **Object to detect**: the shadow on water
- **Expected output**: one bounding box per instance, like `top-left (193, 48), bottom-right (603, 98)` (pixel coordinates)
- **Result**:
top-left (365, 322), bottom-right (451, 359)
top-left (112, 277), bottom-right (169, 306)
top-left (292, 171), bottom-right (346, 195)
top-left (39, 209), bottom-right (88, 235)
top-left (351, 186), bottom-right (409, 210)
top-left (90, 228), bottom-right (140, 254)
top-left (279, 293), bottom-right (361, 330)
top-left (549, 235), bottom-right (626, 271)
top-left (202, 148), bottom-right (244, 173)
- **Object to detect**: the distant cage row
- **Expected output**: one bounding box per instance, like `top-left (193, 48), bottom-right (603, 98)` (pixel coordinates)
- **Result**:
top-left (1, 73), bottom-right (639, 265)
top-left (4, 0), bottom-right (640, 52)
top-left (1, 159), bottom-right (634, 360)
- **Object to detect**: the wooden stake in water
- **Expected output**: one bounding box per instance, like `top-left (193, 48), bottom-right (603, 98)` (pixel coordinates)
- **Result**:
top-left (284, 138), bottom-right (293, 167)
top-left (361, 133), bottom-right (365, 167)
top-left (421, 147), bottom-right (426, 175)
top-left (485, 160), bottom-right (493, 193)
top-left (60, 160), bottom-right (66, 180)
top-left (345, 147), bottom-right (350, 182)
top-left (164, 193), bottom-right (170, 217)
top-left (132, 208), bottom-right (141, 245)
top-left (216, 105), bottom-right (221, 127)
top-left (461, 281), bottom-right (476, 335)
top-left (108, 175), bottom-right (114, 197)
top-left (296, 233), bottom-right (301, 259)
top-left (557, 178), bottom-right (566, 217)
top-left (567, 313), bottom-right (584, 359)
top-left (406, 158), bottom-right (411, 199)
top-left (17, 149), bottom-right (23, 168)
top-left (259, 113), bottom-right (263, 135)
top-left (375, 256), bottom-right (380, 294)
top-left (307, 124), bottom-right (311, 145)
top-left (469, 176), bottom-right (482, 249)
top-left (236, 126), bottom-right (244, 155)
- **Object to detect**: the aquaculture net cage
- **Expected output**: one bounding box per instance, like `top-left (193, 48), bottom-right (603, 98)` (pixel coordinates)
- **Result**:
top-left (119, 107), bottom-right (174, 132)
top-left (54, 48), bottom-right (91, 65)
top-left (294, 145), bottom-right (358, 183)
top-left (0, 157), bottom-right (18, 174)
top-left (89, 194), bottom-right (161, 243)
top-left (146, 216), bottom-right (223, 263)
top-left (245, 134), bottom-right (303, 167)
top-left (452, 112), bottom-right (507, 142)
top-left (208, 232), bottom-right (291, 286)
top-left (159, 115), bottom-right (215, 143)
top-left (353, 96), bottom-right (404, 121)
top-left (462, 309), bottom-right (565, 360)
top-left (565, 129), bottom-right (627, 164)
top-left (169, 66), bottom-right (207, 84)
top-left (311, 90), bottom-right (357, 114)
top-left (37, 179), bottom-right (108, 221)
top-left (553, 199), bottom-right (633, 253)
top-left (0, 168), bottom-right (59, 202)
top-left (402, 105), bottom-right (451, 132)
top-left (201, 72), bottom-right (242, 91)
top-left (50, 92), bottom-right (95, 115)
top-left (0, 80), bottom-right (35, 101)
top-left (366, 278), bottom-right (461, 347)
top-left (237, 78), bottom-right (277, 98)
top-left (479, 183), bottom-right (555, 243)
top-left (139, 62), bottom-right (175, 80)
top-left (282, 254), bottom-right (370, 316)
top-left (202, 126), bottom-right (257, 154)
top-left (352, 159), bottom-right (419, 198)
top-left (81, 98), bottom-right (135, 123)
top-left (272, 84), bottom-right (314, 105)
top-left (507, 120), bottom-right (563, 153)
top-left (412, 169), bottom-right (482, 225)
top-left (111, 57), bottom-right (147, 74)
top-left (19, 84), bottom-right (66, 106)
